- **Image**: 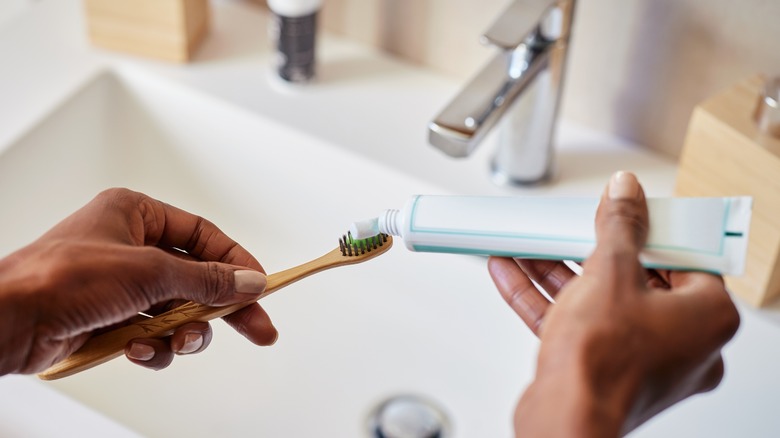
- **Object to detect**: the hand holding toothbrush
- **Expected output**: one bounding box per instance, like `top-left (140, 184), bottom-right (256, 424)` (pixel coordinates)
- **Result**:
top-left (488, 171), bottom-right (741, 437)
top-left (0, 188), bottom-right (278, 375)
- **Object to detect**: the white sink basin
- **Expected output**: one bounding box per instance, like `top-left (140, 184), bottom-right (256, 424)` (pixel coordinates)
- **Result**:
top-left (0, 68), bottom-right (535, 437)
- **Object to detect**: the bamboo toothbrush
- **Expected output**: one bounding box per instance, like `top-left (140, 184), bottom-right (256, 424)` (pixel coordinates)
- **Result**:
top-left (38, 233), bottom-right (392, 381)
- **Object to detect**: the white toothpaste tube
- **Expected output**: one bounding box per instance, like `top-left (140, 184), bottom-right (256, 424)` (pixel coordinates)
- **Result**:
top-left (350, 195), bottom-right (753, 275)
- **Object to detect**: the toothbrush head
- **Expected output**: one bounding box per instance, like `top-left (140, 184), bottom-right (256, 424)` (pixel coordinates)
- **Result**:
top-left (339, 232), bottom-right (391, 257)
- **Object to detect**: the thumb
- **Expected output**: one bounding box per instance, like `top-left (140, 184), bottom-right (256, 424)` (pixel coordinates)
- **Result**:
top-left (589, 171), bottom-right (649, 272)
top-left (154, 257), bottom-right (267, 307)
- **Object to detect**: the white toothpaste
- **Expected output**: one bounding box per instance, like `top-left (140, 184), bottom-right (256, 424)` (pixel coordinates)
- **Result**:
top-left (350, 195), bottom-right (753, 275)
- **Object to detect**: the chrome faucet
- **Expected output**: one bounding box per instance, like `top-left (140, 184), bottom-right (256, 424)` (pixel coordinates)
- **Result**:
top-left (429, 0), bottom-right (576, 185)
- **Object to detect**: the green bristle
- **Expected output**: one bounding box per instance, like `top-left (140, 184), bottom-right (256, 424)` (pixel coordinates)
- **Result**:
top-left (348, 234), bottom-right (374, 248)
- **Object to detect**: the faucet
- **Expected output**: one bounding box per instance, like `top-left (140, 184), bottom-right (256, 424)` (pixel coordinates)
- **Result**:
top-left (428, 0), bottom-right (576, 185)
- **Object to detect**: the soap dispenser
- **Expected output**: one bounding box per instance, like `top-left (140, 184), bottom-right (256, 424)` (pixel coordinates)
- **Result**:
top-left (268, 0), bottom-right (322, 83)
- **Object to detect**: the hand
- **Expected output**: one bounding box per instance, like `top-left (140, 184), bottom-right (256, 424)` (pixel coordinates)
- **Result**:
top-left (0, 188), bottom-right (278, 375)
top-left (488, 172), bottom-right (740, 436)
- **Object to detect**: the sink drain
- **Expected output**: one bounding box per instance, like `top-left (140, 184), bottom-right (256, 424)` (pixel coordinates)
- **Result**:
top-left (367, 394), bottom-right (451, 438)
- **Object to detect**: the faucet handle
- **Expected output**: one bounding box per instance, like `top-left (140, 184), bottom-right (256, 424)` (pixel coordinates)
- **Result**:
top-left (481, 0), bottom-right (563, 50)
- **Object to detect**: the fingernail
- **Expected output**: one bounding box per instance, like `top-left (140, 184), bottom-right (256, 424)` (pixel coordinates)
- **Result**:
top-left (234, 270), bottom-right (267, 294)
top-left (127, 342), bottom-right (155, 361)
top-left (608, 171), bottom-right (640, 200)
top-left (178, 333), bottom-right (204, 354)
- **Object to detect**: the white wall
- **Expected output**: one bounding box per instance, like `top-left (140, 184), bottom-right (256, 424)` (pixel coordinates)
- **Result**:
top-left (321, 0), bottom-right (780, 158)
top-left (0, 0), bottom-right (34, 30)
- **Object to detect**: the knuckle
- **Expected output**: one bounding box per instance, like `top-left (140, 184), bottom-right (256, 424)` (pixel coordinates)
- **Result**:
top-left (126, 247), bottom-right (173, 307)
top-left (534, 262), bottom-right (560, 288)
top-left (595, 246), bottom-right (635, 263)
top-left (194, 219), bottom-right (224, 257)
top-left (137, 196), bottom-right (164, 240)
top-left (609, 198), bottom-right (646, 219)
top-left (607, 203), bottom-right (648, 234)
top-left (230, 308), bottom-right (254, 338)
top-left (505, 283), bottom-right (546, 332)
top-left (699, 279), bottom-right (741, 345)
top-left (699, 358), bottom-right (725, 393)
top-left (716, 296), bottom-right (741, 342)
top-left (93, 188), bottom-right (147, 217)
top-left (33, 241), bottom-right (86, 293)
top-left (95, 187), bottom-right (136, 205)
top-left (601, 199), bottom-right (648, 235)
top-left (200, 261), bottom-right (233, 304)
top-left (185, 216), bottom-right (208, 253)
top-left (505, 284), bottom-right (535, 309)
top-left (589, 247), bottom-right (643, 281)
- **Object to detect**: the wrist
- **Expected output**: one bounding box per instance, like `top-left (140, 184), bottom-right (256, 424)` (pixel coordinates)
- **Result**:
top-left (517, 371), bottom-right (630, 437)
top-left (516, 334), bottom-right (643, 437)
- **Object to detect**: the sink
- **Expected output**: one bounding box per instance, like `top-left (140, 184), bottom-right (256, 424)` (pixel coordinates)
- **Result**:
top-left (0, 68), bottom-right (536, 437)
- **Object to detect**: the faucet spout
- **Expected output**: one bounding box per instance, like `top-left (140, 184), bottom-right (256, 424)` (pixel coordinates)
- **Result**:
top-left (428, 0), bottom-right (575, 185)
top-left (428, 38), bottom-right (553, 158)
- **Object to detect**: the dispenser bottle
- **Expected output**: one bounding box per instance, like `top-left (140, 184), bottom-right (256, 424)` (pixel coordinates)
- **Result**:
top-left (268, 0), bottom-right (322, 83)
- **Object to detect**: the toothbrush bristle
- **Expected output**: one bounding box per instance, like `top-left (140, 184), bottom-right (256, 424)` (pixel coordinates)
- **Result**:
top-left (339, 233), bottom-right (388, 256)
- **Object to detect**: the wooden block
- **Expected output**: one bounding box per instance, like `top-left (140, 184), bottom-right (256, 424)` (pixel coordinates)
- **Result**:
top-left (84, 0), bottom-right (210, 62)
top-left (675, 75), bottom-right (780, 307)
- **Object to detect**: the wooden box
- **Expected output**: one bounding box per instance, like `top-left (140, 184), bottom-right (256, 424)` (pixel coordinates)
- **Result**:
top-left (675, 76), bottom-right (780, 307)
top-left (84, 0), bottom-right (210, 62)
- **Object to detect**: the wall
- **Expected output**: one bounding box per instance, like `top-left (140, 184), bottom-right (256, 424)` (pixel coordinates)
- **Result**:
top-left (0, 0), bottom-right (35, 29)
top-left (320, 0), bottom-right (780, 158)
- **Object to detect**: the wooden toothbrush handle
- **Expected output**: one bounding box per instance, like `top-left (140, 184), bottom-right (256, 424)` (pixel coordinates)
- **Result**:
top-left (38, 249), bottom-right (348, 380)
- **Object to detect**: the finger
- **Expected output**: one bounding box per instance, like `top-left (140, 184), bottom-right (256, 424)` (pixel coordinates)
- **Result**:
top-left (673, 274), bottom-right (738, 342)
top-left (125, 338), bottom-right (174, 371)
top-left (488, 257), bottom-right (551, 335)
top-left (587, 171), bottom-right (648, 282)
top-left (222, 303), bottom-right (279, 346)
top-left (645, 269), bottom-right (671, 290)
top-left (514, 259), bottom-right (577, 300)
top-left (144, 292), bottom-right (277, 347)
top-left (134, 247), bottom-right (269, 307)
top-left (170, 322), bottom-right (213, 355)
top-left (649, 275), bottom-right (739, 350)
top-left (698, 356), bottom-right (725, 394)
top-left (665, 270), bottom-right (725, 294)
top-left (139, 196), bottom-right (264, 272)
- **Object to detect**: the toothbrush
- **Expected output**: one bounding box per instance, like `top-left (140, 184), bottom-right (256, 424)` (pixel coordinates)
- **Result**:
top-left (38, 233), bottom-right (392, 381)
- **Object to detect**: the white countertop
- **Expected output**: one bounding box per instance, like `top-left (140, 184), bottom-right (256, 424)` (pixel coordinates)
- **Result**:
top-left (0, 0), bottom-right (779, 436)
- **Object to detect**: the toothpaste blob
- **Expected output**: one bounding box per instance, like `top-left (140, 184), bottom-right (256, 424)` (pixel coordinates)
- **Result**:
top-left (350, 217), bottom-right (379, 240)
top-left (350, 195), bottom-right (753, 275)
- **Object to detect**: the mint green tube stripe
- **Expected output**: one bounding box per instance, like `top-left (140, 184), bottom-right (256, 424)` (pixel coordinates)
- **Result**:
top-left (411, 245), bottom-right (720, 274)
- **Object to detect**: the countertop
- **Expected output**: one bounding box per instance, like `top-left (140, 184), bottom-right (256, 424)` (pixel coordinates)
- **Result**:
top-left (0, 0), bottom-right (779, 436)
